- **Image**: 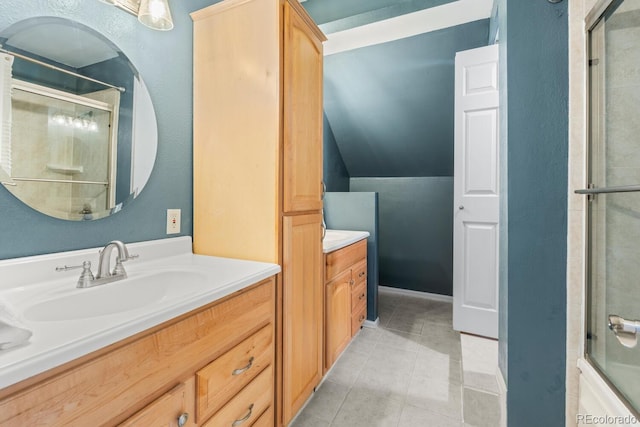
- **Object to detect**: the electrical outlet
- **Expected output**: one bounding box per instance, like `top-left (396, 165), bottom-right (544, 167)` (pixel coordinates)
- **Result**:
top-left (166, 209), bottom-right (181, 234)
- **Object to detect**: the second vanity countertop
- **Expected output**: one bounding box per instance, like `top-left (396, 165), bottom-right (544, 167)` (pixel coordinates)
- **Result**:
top-left (0, 236), bottom-right (280, 390)
top-left (323, 229), bottom-right (370, 253)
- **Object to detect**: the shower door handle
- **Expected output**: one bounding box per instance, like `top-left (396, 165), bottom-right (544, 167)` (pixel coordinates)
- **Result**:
top-left (575, 184), bottom-right (640, 195)
top-left (608, 315), bottom-right (640, 348)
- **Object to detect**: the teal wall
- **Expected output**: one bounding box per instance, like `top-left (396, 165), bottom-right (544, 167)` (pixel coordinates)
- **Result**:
top-left (324, 192), bottom-right (379, 320)
top-left (0, 0), bottom-right (218, 259)
top-left (322, 113), bottom-right (349, 192)
top-left (351, 177), bottom-right (453, 296)
top-left (320, 20), bottom-right (488, 296)
top-left (499, 1), bottom-right (568, 426)
top-left (324, 20), bottom-right (489, 178)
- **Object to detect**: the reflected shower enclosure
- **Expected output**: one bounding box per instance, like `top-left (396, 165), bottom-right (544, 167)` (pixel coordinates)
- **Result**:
top-left (9, 81), bottom-right (118, 220)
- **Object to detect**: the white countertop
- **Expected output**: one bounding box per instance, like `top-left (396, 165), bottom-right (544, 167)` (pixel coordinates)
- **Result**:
top-left (323, 229), bottom-right (370, 253)
top-left (0, 236), bottom-right (280, 389)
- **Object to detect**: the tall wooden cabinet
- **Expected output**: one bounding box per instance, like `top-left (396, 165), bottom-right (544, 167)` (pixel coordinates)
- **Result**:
top-left (191, 1), bottom-right (326, 426)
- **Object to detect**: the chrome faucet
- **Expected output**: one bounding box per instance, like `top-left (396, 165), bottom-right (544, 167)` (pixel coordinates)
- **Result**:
top-left (56, 240), bottom-right (138, 288)
top-left (97, 240), bottom-right (132, 280)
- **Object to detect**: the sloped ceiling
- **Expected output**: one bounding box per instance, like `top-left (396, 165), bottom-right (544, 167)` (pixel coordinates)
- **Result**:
top-left (303, 0), bottom-right (491, 178)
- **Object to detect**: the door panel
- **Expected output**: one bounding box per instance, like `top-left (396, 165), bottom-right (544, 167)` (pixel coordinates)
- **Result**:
top-left (463, 222), bottom-right (498, 310)
top-left (283, 1), bottom-right (324, 213)
top-left (282, 213), bottom-right (323, 424)
top-left (453, 44), bottom-right (499, 339)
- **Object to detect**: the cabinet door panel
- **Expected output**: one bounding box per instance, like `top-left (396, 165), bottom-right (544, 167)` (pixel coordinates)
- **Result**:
top-left (325, 270), bottom-right (352, 370)
top-left (283, 1), bottom-right (324, 213)
top-left (282, 213), bottom-right (323, 424)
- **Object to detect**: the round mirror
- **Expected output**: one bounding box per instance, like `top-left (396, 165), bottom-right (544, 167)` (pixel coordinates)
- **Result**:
top-left (0, 17), bottom-right (157, 220)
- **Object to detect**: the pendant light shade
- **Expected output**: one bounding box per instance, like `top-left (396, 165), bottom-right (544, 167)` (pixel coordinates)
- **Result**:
top-left (138, 0), bottom-right (174, 31)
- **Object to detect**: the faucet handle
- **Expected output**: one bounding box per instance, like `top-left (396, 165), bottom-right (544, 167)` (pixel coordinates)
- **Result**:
top-left (56, 261), bottom-right (95, 288)
top-left (112, 254), bottom-right (138, 276)
top-left (56, 260), bottom-right (92, 272)
top-left (122, 253), bottom-right (139, 262)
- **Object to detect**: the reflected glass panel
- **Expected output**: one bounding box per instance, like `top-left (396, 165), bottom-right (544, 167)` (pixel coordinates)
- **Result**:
top-left (586, 0), bottom-right (640, 414)
top-left (10, 83), bottom-right (116, 219)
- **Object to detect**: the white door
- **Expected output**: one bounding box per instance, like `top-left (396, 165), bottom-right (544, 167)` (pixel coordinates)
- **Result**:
top-left (453, 44), bottom-right (499, 339)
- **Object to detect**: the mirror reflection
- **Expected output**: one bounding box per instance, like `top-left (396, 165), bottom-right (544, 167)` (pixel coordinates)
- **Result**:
top-left (0, 17), bottom-right (157, 220)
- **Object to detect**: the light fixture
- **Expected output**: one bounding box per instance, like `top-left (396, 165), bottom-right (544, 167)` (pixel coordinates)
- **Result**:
top-left (49, 113), bottom-right (99, 133)
top-left (138, 0), bottom-right (174, 31)
top-left (98, 0), bottom-right (119, 5)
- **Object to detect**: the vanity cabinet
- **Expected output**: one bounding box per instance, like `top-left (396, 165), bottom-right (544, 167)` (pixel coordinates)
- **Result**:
top-left (324, 240), bottom-right (367, 371)
top-left (0, 278), bottom-right (276, 427)
top-left (191, 1), bottom-right (325, 426)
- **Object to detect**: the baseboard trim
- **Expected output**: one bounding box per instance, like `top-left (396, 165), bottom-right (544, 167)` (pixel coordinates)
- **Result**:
top-left (378, 285), bottom-right (453, 303)
top-left (363, 317), bottom-right (379, 328)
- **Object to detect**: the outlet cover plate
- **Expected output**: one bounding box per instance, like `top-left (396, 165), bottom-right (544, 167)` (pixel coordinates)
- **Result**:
top-left (166, 209), bottom-right (181, 234)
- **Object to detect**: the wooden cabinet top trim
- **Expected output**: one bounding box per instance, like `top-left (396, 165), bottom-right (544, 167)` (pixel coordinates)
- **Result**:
top-left (286, 0), bottom-right (327, 42)
top-left (192, 0), bottom-right (326, 43)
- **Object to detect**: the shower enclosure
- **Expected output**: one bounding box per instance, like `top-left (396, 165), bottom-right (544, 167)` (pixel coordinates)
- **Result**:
top-left (582, 0), bottom-right (640, 415)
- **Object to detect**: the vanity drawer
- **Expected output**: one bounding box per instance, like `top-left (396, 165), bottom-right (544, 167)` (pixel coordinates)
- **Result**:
top-left (325, 239), bottom-right (366, 282)
top-left (251, 405), bottom-right (274, 427)
top-left (118, 378), bottom-right (195, 427)
top-left (352, 303), bottom-right (367, 336)
top-left (201, 365), bottom-right (273, 427)
top-left (196, 325), bottom-right (273, 422)
top-left (352, 260), bottom-right (367, 285)
top-left (351, 280), bottom-right (367, 312)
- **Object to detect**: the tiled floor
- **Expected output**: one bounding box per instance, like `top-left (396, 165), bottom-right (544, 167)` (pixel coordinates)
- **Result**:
top-left (291, 288), bottom-right (502, 427)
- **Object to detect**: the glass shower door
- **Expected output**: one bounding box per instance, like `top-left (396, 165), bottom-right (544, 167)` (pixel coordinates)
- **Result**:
top-left (585, 0), bottom-right (640, 414)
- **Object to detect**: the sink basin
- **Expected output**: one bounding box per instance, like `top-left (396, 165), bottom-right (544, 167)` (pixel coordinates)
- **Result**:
top-left (23, 270), bottom-right (207, 322)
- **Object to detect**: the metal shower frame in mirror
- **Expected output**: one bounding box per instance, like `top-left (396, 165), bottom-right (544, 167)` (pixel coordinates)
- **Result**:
top-left (0, 17), bottom-right (158, 221)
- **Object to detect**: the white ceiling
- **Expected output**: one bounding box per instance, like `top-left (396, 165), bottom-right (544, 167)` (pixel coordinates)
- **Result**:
top-left (324, 0), bottom-right (493, 55)
top-left (5, 22), bottom-right (118, 69)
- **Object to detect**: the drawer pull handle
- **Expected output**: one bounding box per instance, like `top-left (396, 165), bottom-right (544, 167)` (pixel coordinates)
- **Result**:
top-left (232, 356), bottom-right (254, 376)
top-left (177, 412), bottom-right (189, 427)
top-left (349, 279), bottom-right (355, 286)
top-left (232, 404), bottom-right (254, 426)
top-left (359, 293), bottom-right (365, 300)
top-left (359, 314), bottom-right (365, 322)
top-left (359, 271), bottom-right (365, 278)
